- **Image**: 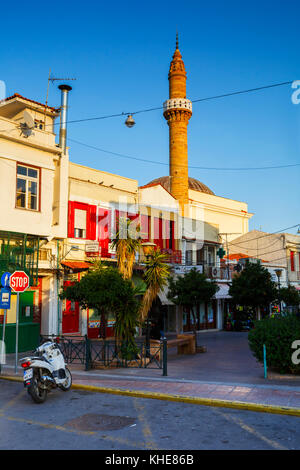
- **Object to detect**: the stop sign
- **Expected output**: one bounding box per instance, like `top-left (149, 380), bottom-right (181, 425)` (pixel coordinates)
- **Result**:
top-left (10, 271), bottom-right (30, 292)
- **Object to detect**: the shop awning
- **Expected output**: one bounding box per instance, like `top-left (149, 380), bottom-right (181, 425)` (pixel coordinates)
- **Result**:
top-left (61, 261), bottom-right (91, 271)
top-left (214, 283), bottom-right (231, 299)
top-left (158, 287), bottom-right (173, 305)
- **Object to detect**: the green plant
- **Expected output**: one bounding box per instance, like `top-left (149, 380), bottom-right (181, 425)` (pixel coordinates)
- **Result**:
top-left (229, 260), bottom-right (277, 319)
top-left (168, 268), bottom-right (218, 345)
top-left (111, 218), bottom-right (141, 280)
top-left (248, 313), bottom-right (300, 374)
top-left (279, 285), bottom-right (300, 307)
top-left (139, 248), bottom-right (170, 323)
top-left (60, 266), bottom-right (140, 344)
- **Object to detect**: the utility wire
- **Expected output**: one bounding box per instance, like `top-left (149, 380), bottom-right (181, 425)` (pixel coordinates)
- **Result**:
top-left (58, 80), bottom-right (294, 124)
top-left (18, 79), bottom-right (294, 129)
top-left (69, 137), bottom-right (300, 171)
top-left (227, 224), bottom-right (300, 247)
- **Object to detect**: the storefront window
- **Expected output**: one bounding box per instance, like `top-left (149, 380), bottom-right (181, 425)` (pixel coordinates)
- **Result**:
top-left (207, 303), bottom-right (214, 323)
top-left (199, 304), bottom-right (205, 324)
top-left (88, 308), bottom-right (100, 330)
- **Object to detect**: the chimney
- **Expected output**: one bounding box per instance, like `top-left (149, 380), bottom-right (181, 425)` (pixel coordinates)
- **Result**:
top-left (58, 84), bottom-right (72, 154)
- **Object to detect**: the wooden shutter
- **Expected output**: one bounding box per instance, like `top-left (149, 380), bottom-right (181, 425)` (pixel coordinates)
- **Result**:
top-left (98, 208), bottom-right (111, 257)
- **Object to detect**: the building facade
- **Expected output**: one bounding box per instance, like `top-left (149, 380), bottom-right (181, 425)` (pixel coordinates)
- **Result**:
top-left (0, 40), bottom-right (255, 349)
top-left (229, 230), bottom-right (300, 290)
top-left (0, 93), bottom-right (66, 351)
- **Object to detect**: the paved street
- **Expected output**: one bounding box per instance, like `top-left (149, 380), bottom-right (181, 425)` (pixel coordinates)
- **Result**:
top-left (0, 380), bottom-right (300, 450)
top-left (3, 331), bottom-right (300, 415)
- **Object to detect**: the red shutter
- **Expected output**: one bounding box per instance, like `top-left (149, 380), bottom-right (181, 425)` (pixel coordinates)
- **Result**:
top-left (98, 208), bottom-right (111, 257)
top-left (140, 214), bottom-right (150, 241)
top-left (291, 251), bottom-right (295, 271)
top-left (87, 205), bottom-right (97, 240)
top-left (68, 201), bottom-right (75, 238)
top-left (154, 217), bottom-right (163, 250)
top-left (164, 219), bottom-right (170, 249)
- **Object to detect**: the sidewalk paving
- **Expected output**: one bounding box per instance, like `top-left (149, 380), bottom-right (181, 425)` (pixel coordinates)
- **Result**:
top-left (1, 331), bottom-right (300, 416)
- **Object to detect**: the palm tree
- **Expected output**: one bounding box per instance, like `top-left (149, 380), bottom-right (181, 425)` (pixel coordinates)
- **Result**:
top-left (111, 218), bottom-right (141, 280)
top-left (140, 248), bottom-right (170, 324)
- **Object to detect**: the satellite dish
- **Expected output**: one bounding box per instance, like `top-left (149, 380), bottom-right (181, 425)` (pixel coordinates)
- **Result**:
top-left (23, 110), bottom-right (35, 129)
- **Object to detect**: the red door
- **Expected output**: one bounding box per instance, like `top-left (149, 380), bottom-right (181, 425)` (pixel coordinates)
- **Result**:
top-left (62, 281), bottom-right (80, 334)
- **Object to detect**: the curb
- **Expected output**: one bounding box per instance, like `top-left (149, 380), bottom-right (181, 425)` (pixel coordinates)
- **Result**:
top-left (71, 383), bottom-right (300, 417)
top-left (2, 375), bottom-right (300, 418)
top-left (267, 371), bottom-right (300, 381)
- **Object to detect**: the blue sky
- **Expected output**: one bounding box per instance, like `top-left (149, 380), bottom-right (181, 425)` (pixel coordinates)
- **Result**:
top-left (1, 0), bottom-right (299, 234)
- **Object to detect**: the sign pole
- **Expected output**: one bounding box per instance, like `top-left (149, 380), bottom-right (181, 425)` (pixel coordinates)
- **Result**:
top-left (15, 293), bottom-right (20, 374)
top-left (0, 309), bottom-right (7, 364)
top-left (2, 310), bottom-right (7, 344)
top-left (8, 271), bottom-right (30, 374)
top-left (0, 309), bottom-right (7, 373)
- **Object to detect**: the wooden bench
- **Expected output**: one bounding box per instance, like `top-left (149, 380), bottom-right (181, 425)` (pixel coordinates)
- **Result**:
top-left (150, 334), bottom-right (196, 358)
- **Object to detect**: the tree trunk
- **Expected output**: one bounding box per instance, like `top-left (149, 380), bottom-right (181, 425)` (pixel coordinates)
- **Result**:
top-left (257, 305), bottom-right (261, 321)
top-left (190, 307), bottom-right (198, 348)
top-left (99, 311), bottom-right (107, 339)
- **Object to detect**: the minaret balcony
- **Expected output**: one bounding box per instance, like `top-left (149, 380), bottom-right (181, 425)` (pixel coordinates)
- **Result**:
top-left (163, 98), bottom-right (192, 115)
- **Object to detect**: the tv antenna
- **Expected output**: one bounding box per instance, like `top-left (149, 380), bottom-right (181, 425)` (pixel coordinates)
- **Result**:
top-left (20, 110), bottom-right (35, 137)
top-left (44, 69), bottom-right (76, 124)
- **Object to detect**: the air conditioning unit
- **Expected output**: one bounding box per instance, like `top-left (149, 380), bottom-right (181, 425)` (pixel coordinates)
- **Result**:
top-left (211, 266), bottom-right (218, 278)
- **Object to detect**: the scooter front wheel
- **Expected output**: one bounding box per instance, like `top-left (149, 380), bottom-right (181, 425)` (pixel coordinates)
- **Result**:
top-left (27, 370), bottom-right (47, 404)
top-left (59, 367), bottom-right (72, 392)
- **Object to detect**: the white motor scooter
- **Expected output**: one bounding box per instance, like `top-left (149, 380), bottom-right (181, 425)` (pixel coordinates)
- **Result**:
top-left (20, 341), bottom-right (72, 403)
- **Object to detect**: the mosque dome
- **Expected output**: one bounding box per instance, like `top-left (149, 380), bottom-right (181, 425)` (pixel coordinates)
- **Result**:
top-left (146, 176), bottom-right (215, 196)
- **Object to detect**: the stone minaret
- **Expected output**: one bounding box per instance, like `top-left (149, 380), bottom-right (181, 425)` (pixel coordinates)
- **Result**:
top-left (163, 35), bottom-right (192, 212)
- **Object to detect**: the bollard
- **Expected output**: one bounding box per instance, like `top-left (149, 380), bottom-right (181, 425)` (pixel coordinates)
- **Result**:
top-left (263, 344), bottom-right (267, 379)
top-left (162, 337), bottom-right (167, 376)
top-left (85, 335), bottom-right (91, 371)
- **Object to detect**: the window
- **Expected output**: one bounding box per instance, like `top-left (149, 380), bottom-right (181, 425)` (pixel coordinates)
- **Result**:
top-left (74, 208), bottom-right (87, 238)
top-left (68, 201), bottom-right (97, 240)
top-left (34, 120), bottom-right (44, 130)
top-left (185, 241), bottom-right (193, 266)
top-left (16, 164), bottom-right (39, 211)
top-left (39, 249), bottom-right (50, 261)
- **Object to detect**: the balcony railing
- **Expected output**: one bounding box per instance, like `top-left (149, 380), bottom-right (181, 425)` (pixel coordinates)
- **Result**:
top-left (161, 249), bottom-right (182, 264)
top-left (0, 231), bottom-right (40, 286)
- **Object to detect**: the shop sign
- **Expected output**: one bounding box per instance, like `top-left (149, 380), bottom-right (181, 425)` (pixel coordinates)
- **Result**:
top-left (85, 242), bottom-right (100, 253)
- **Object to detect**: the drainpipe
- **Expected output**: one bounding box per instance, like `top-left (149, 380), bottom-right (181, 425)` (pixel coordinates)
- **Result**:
top-left (57, 240), bottom-right (60, 336)
top-left (58, 84), bottom-right (72, 154)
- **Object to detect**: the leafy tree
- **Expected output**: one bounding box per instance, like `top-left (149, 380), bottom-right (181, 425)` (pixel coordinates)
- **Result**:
top-left (168, 268), bottom-right (219, 345)
top-left (279, 285), bottom-right (300, 308)
top-left (229, 260), bottom-right (277, 319)
top-left (60, 266), bottom-right (140, 347)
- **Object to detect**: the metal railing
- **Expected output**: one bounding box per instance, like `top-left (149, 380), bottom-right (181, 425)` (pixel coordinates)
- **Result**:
top-left (40, 335), bottom-right (167, 375)
top-left (172, 261), bottom-right (235, 280)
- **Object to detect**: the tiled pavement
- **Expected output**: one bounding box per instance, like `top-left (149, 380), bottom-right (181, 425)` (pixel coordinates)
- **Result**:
top-left (68, 371), bottom-right (300, 410)
top-left (2, 331), bottom-right (300, 412)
